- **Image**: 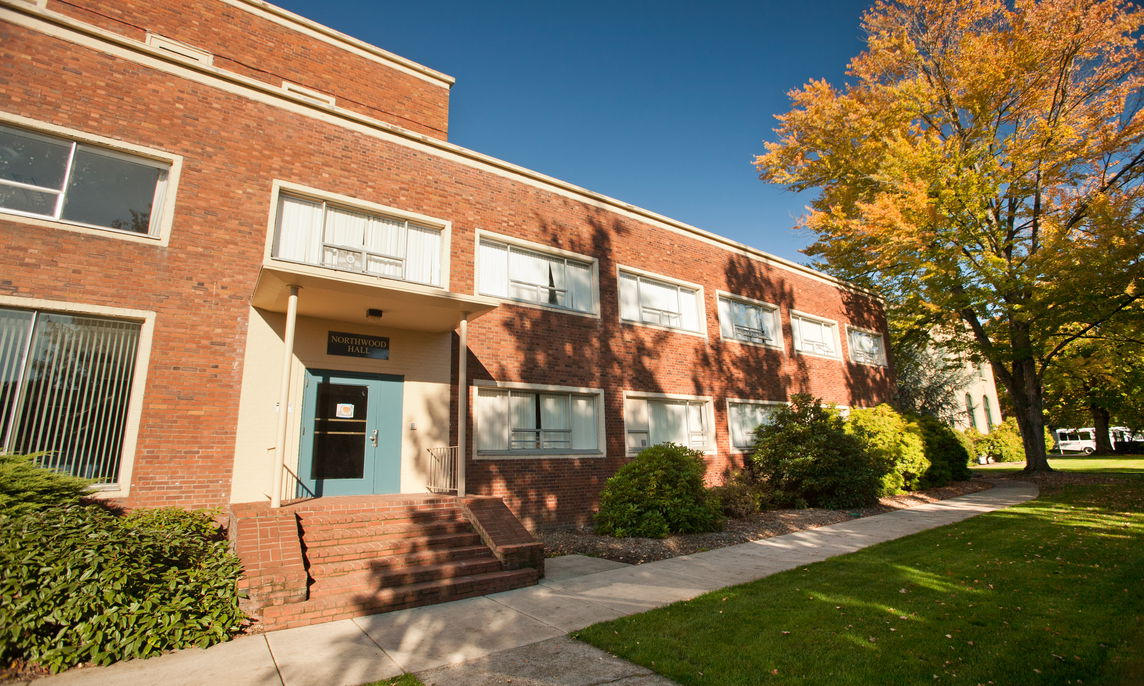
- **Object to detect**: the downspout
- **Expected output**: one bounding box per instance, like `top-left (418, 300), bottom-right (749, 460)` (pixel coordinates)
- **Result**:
top-left (457, 312), bottom-right (468, 497)
top-left (270, 285), bottom-right (300, 508)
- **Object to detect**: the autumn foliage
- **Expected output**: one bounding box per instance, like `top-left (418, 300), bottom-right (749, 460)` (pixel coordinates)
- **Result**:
top-left (756, 0), bottom-right (1144, 471)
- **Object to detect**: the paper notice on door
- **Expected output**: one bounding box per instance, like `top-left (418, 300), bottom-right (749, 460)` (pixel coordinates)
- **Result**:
top-left (335, 403), bottom-right (355, 419)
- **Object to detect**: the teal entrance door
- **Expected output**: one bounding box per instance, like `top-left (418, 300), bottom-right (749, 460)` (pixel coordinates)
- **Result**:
top-left (298, 370), bottom-right (403, 497)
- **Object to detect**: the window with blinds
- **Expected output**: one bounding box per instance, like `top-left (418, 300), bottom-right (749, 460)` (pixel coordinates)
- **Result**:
top-left (475, 386), bottom-right (601, 455)
top-left (0, 307), bottom-right (141, 484)
top-left (618, 270), bottom-right (703, 333)
top-left (717, 295), bottom-right (781, 346)
top-left (624, 395), bottom-right (712, 453)
top-left (791, 313), bottom-right (840, 358)
top-left (847, 327), bottom-right (886, 366)
top-left (727, 401), bottom-right (782, 450)
top-left (273, 193), bottom-right (443, 287)
top-left (477, 238), bottom-right (595, 314)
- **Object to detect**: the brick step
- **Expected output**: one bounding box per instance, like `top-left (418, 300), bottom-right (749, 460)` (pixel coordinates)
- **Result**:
top-left (298, 507), bottom-right (463, 528)
top-left (261, 568), bottom-right (540, 631)
top-left (304, 531), bottom-right (485, 564)
top-left (307, 556), bottom-right (504, 597)
top-left (300, 518), bottom-right (473, 547)
top-left (307, 544), bottom-right (493, 578)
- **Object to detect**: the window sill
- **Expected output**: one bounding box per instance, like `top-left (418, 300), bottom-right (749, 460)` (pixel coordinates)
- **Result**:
top-left (475, 451), bottom-right (606, 460)
top-left (0, 210), bottom-right (167, 246)
top-left (619, 318), bottom-right (707, 339)
top-left (477, 293), bottom-right (600, 319)
top-left (794, 348), bottom-right (842, 361)
top-left (721, 336), bottom-right (784, 352)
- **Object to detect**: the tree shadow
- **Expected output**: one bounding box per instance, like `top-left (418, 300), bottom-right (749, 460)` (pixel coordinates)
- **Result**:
top-left (838, 287), bottom-right (895, 408)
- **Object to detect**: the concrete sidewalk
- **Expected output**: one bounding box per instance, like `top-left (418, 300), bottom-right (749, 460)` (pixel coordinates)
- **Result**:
top-left (35, 480), bottom-right (1037, 686)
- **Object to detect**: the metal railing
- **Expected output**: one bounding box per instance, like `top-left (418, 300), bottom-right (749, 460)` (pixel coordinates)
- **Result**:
top-left (426, 445), bottom-right (459, 494)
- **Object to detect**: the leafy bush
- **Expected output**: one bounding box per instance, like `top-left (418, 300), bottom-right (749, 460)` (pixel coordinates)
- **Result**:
top-left (962, 418), bottom-right (1056, 463)
top-left (708, 472), bottom-right (758, 519)
top-left (912, 413), bottom-right (972, 487)
top-left (969, 418), bottom-right (1025, 462)
top-left (844, 405), bottom-right (930, 495)
top-left (748, 395), bottom-right (884, 509)
top-left (0, 452), bottom-right (92, 515)
top-left (0, 460), bottom-right (244, 673)
top-left (595, 443), bottom-right (724, 538)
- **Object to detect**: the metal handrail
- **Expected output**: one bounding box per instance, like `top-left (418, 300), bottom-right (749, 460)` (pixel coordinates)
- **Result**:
top-left (427, 445), bottom-right (459, 494)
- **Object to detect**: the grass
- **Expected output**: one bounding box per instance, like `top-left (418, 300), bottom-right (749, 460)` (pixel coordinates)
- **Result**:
top-left (575, 475), bottom-right (1144, 685)
top-left (972, 454), bottom-right (1144, 474)
top-left (357, 675), bottom-right (424, 686)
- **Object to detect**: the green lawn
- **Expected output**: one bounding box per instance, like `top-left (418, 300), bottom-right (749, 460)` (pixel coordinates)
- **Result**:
top-left (575, 476), bottom-right (1144, 685)
top-left (972, 455), bottom-right (1144, 474)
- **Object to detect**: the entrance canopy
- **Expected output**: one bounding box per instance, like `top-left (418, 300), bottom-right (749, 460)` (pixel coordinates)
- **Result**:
top-left (251, 264), bottom-right (499, 331)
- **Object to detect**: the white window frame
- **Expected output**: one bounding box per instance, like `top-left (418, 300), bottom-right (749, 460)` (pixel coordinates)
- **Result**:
top-left (0, 295), bottom-right (154, 500)
top-left (623, 391), bottom-right (716, 455)
top-left (846, 325), bottom-right (888, 367)
top-left (0, 112), bottom-right (181, 246)
top-left (472, 380), bottom-right (605, 459)
top-left (475, 231), bottom-right (600, 318)
top-left (716, 291), bottom-right (784, 351)
top-left (790, 310), bottom-right (842, 359)
top-left (616, 266), bottom-right (706, 337)
top-left (266, 181), bottom-right (452, 289)
top-left (725, 399), bottom-right (787, 452)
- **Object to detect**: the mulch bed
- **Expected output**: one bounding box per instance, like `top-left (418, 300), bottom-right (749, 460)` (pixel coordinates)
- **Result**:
top-left (541, 479), bottom-right (996, 565)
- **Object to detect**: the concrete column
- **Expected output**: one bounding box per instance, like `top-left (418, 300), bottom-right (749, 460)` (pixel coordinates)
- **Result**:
top-left (270, 285), bottom-right (300, 508)
top-left (457, 312), bottom-right (469, 497)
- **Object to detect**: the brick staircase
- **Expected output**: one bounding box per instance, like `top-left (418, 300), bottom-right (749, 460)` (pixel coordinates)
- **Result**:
top-left (231, 495), bottom-right (542, 631)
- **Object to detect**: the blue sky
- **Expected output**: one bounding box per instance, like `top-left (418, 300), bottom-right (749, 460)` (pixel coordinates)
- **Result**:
top-left (275, 0), bottom-right (872, 265)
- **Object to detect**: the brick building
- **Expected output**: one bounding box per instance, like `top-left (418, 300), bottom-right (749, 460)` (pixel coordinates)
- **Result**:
top-left (0, 0), bottom-right (892, 620)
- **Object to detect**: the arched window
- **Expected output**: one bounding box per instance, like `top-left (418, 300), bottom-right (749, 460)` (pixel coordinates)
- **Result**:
top-left (965, 393), bottom-right (980, 431)
top-left (982, 394), bottom-right (994, 430)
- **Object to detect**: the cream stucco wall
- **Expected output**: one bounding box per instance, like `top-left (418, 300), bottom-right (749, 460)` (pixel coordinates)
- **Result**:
top-left (230, 306), bottom-right (452, 504)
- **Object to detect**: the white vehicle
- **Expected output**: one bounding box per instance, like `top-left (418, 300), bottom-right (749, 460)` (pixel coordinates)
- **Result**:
top-left (1053, 427), bottom-right (1144, 454)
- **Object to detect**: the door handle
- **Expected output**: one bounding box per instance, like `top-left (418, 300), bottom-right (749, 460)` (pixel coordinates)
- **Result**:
top-left (369, 430), bottom-right (378, 447)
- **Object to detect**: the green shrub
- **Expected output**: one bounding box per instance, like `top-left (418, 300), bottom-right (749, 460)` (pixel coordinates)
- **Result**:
top-left (708, 472), bottom-right (758, 519)
top-left (844, 405), bottom-right (930, 495)
top-left (912, 413), bottom-right (972, 486)
top-left (973, 418), bottom-right (1025, 462)
top-left (748, 394), bottom-right (884, 510)
top-left (0, 500), bottom-right (244, 673)
top-left (595, 443), bottom-right (724, 538)
top-left (0, 453), bottom-right (92, 515)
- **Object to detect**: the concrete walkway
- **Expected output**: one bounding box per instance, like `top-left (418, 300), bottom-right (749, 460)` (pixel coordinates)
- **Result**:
top-left (35, 480), bottom-right (1037, 686)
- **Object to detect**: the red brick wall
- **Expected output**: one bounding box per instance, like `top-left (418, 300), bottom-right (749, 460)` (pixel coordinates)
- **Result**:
top-left (46, 0), bottom-right (451, 138)
top-left (0, 15), bottom-right (891, 523)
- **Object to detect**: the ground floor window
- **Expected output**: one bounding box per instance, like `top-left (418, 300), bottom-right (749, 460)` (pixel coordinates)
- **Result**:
top-left (475, 385), bottom-right (601, 456)
top-left (0, 307), bottom-right (140, 484)
top-left (727, 400), bottom-right (784, 451)
top-left (624, 394), bottom-right (713, 454)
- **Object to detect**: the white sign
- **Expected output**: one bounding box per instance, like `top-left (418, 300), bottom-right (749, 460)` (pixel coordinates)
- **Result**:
top-left (335, 403), bottom-right (355, 419)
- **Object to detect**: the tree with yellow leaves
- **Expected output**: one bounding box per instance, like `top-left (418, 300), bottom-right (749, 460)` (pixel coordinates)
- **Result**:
top-left (756, 0), bottom-right (1143, 471)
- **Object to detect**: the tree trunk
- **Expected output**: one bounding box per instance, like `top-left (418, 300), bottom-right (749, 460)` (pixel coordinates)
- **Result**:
top-left (1090, 404), bottom-right (1113, 454)
top-left (1008, 355), bottom-right (1053, 472)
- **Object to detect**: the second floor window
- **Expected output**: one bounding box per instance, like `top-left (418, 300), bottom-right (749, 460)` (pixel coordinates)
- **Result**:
top-left (847, 328), bottom-right (887, 366)
top-left (478, 238), bottom-right (595, 313)
top-left (618, 271), bottom-right (703, 333)
top-left (792, 313), bottom-right (840, 357)
top-left (718, 295), bottom-right (781, 346)
top-left (273, 193), bottom-right (443, 287)
top-left (0, 124), bottom-right (168, 235)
